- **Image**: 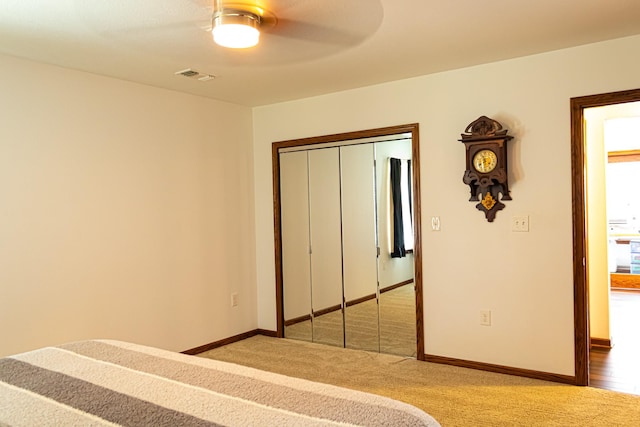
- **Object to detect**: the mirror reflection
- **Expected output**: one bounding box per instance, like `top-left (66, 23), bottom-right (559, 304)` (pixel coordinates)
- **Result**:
top-left (278, 129), bottom-right (418, 358)
top-left (375, 139), bottom-right (416, 357)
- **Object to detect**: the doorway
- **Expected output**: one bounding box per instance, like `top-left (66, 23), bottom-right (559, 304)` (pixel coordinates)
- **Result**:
top-left (585, 101), bottom-right (640, 394)
top-left (571, 88), bottom-right (640, 386)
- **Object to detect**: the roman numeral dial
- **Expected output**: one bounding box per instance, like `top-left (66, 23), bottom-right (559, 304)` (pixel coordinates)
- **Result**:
top-left (473, 149), bottom-right (497, 173)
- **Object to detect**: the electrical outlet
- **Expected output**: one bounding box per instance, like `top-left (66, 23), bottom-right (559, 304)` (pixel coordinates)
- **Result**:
top-left (231, 293), bottom-right (238, 307)
top-left (480, 309), bottom-right (491, 326)
top-left (511, 215), bottom-right (529, 232)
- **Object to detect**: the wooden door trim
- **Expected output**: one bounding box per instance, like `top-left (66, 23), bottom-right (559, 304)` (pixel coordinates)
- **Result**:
top-left (571, 88), bottom-right (640, 386)
top-left (271, 123), bottom-right (424, 359)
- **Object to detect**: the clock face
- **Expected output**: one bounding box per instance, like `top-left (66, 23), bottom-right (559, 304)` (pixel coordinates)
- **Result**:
top-left (472, 149), bottom-right (498, 173)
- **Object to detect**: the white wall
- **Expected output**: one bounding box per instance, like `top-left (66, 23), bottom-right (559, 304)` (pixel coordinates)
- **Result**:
top-left (341, 144), bottom-right (378, 302)
top-left (0, 54), bottom-right (257, 357)
top-left (280, 151), bottom-right (311, 321)
top-left (585, 108), bottom-right (611, 341)
top-left (253, 35), bottom-right (640, 376)
top-left (308, 148), bottom-right (344, 311)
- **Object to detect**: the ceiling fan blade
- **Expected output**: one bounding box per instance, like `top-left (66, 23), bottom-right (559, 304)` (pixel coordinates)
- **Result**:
top-left (263, 17), bottom-right (364, 46)
top-left (103, 20), bottom-right (211, 38)
top-left (80, 0), bottom-right (213, 38)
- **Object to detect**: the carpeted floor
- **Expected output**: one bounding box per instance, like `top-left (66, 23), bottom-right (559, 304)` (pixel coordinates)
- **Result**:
top-left (285, 284), bottom-right (416, 357)
top-left (199, 335), bottom-right (640, 426)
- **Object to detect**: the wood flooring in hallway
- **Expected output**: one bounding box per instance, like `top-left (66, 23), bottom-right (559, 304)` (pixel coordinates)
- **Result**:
top-left (589, 289), bottom-right (640, 395)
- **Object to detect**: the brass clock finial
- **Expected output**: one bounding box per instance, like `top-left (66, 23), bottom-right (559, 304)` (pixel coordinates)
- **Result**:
top-left (459, 116), bottom-right (513, 222)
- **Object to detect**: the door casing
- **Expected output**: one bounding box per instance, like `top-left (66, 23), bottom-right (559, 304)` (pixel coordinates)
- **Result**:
top-left (571, 88), bottom-right (640, 386)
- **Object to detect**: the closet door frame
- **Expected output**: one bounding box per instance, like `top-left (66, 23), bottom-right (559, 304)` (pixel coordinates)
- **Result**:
top-left (272, 123), bottom-right (424, 360)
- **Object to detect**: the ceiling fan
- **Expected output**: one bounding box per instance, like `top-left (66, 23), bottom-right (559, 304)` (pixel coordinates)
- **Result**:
top-left (70, 0), bottom-right (382, 68)
top-left (204, 0), bottom-right (381, 49)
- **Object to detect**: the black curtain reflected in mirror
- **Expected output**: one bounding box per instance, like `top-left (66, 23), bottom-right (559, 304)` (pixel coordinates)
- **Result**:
top-left (390, 157), bottom-right (412, 258)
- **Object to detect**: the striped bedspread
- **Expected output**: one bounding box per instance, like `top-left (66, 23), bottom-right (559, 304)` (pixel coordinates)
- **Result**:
top-left (0, 339), bottom-right (440, 426)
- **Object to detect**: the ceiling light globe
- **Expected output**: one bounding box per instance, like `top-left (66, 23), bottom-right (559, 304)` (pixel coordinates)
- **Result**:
top-left (212, 11), bottom-right (261, 49)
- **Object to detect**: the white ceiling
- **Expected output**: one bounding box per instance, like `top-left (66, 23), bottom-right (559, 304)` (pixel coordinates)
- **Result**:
top-left (2, 0), bottom-right (640, 107)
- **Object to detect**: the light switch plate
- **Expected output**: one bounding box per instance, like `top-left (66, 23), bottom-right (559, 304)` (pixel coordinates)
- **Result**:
top-left (511, 215), bottom-right (529, 232)
top-left (431, 216), bottom-right (441, 231)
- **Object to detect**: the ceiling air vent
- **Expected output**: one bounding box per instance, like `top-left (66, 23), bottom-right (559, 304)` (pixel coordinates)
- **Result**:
top-left (174, 68), bottom-right (216, 81)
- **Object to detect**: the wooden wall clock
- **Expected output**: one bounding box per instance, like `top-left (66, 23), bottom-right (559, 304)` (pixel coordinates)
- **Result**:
top-left (459, 116), bottom-right (513, 222)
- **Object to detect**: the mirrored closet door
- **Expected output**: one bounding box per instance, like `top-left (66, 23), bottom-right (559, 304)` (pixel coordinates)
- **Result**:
top-left (273, 124), bottom-right (423, 358)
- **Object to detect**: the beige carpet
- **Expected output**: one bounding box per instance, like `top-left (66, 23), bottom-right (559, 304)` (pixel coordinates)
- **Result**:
top-left (285, 284), bottom-right (416, 357)
top-left (199, 335), bottom-right (640, 426)
top-left (379, 284), bottom-right (417, 357)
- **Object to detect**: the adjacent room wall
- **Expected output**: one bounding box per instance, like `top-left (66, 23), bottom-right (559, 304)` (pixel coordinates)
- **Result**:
top-left (0, 54), bottom-right (257, 356)
top-left (253, 35), bottom-right (640, 376)
top-left (584, 107), bottom-right (611, 343)
top-left (585, 102), bottom-right (640, 343)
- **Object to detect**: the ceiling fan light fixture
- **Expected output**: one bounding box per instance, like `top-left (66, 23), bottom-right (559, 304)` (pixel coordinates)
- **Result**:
top-left (212, 9), bottom-right (261, 49)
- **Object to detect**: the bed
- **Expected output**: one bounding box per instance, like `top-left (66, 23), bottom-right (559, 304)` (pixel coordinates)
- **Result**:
top-left (0, 339), bottom-right (440, 426)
